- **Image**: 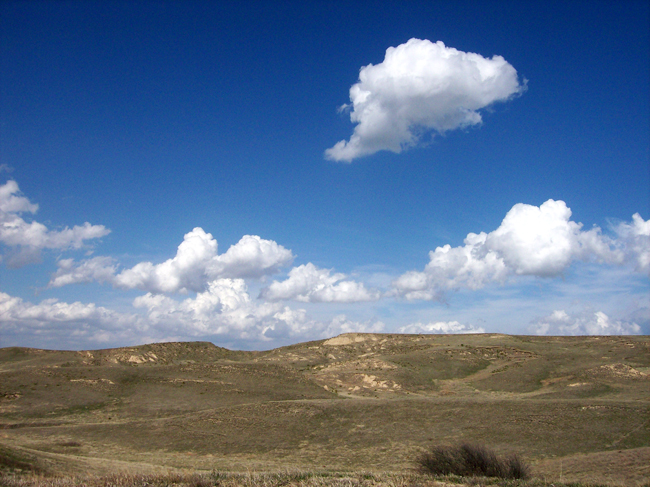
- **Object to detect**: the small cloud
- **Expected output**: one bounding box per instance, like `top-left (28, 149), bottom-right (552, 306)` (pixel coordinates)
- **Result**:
top-left (530, 308), bottom-right (641, 336)
top-left (0, 181), bottom-right (110, 267)
top-left (613, 213), bottom-right (650, 274)
top-left (325, 39), bottom-right (525, 162)
top-left (260, 262), bottom-right (380, 303)
top-left (398, 321), bottom-right (484, 334)
top-left (321, 315), bottom-right (385, 338)
top-left (0, 180), bottom-right (38, 213)
top-left (49, 256), bottom-right (117, 287)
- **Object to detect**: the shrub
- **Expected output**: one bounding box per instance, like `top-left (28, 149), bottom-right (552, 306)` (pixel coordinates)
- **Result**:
top-left (416, 443), bottom-right (530, 480)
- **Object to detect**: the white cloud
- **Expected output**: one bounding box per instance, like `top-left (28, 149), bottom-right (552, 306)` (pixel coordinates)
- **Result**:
top-left (133, 278), bottom-right (281, 337)
top-left (0, 283), bottom-right (380, 349)
top-left (260, 263), bottom-right (380, 303)
top-left (51, 229), bottom-right (295, 293)
top-left (393, 200), bottom-right (647, 300)
top-left (622, 306), bottom-right (650, 334)
top-left (325, 39), bottom-right (524, 162)
top-left (485, 200), bottom-right (619, 275)
top-left (2, 281), bottom-right (294, 348)
top-left (208, 234), bottom-right (295, 278)
top-left (398, 320), bottom-right (485, 334)
top-left (321, 315), bottom-right (385, 337)
top-left (614, 213), bottom-right (650, 274)
top-left (0, 180), bottom-right (110, 267)
top-left (530, 309), bottom-right (641, 336)
top-left (114, 228), bottom-right (219, 293)
top-left (133, 279), bottom-right (380, 343)
top-left (0, 180), bottom-right (38, 213)
top-left (50, 256), bottom-right (117, 287)
top-left (0, 291), bottom-right (145, 347)
top-left (393, 231), bottom-right (509, 300)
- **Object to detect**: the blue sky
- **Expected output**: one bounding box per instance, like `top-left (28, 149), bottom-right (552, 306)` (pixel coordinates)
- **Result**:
top-left (1, 0), bottom-right (648, 350)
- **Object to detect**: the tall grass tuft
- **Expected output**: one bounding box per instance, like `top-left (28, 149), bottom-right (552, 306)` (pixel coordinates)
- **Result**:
top-left (416, 443), bottom-right (530, 480)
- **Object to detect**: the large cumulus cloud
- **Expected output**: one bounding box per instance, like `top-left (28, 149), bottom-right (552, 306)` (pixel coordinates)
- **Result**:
top-left (50, 228), bottom-right (295, 294)
top-left (0, 181), bottom-right (110, 267)
top-left (325, 39), bottom-right (525, 162)
top-left (393, 200), bottom-right (649, 300)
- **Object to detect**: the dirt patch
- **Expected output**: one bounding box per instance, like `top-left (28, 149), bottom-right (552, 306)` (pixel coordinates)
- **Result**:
top-left (587, 363), bottom-right (649, 380)
top-left (323, 334), bottom-right (374, 346)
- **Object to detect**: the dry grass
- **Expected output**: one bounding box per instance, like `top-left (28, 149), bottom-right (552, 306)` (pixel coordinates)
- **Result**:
top-left (1, 334), bottom-right (649, 485)
top-left (0, 470), bottom-right (639, 487)
top-left (0, 471), bottom-right (437, 487)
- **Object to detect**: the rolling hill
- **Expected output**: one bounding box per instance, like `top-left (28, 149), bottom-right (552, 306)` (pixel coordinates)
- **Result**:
top-left (1, 333), bottom-right (648, 485)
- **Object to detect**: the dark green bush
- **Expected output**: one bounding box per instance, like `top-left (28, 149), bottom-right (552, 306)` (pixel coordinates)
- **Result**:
top-left (417, 443), bottom-right (530, 480)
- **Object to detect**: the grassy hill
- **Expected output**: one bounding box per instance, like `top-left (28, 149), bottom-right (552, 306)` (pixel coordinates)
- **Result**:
top-left (1, 333), bottom-right (648, 485)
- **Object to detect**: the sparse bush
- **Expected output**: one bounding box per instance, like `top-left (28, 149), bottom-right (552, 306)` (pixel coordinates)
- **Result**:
top-left (416, 443), bottom-right (530, 480)
top-left (56, 441), bottom-right (82, 448)
top-left (503, 452), bottom-right (530, 480)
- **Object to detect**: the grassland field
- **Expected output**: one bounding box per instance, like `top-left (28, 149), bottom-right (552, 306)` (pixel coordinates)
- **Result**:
top-left (0, 333), bottom-right (648, 486)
